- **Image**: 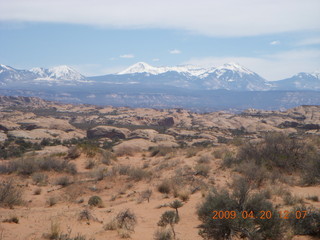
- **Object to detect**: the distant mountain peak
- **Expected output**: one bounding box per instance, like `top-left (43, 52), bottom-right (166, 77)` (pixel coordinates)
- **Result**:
top-left (0, 64), bottom-right (14, 71)
top-left (217, 62), bottom-right (254, 75)
top-left (118, 62), bottom-right (157, 75)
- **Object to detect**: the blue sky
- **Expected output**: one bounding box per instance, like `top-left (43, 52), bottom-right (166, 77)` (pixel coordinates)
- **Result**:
top-left (0, 0), bottom-right (320, 80)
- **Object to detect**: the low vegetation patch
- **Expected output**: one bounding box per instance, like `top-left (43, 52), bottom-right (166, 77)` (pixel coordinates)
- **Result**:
top-left (0, 180), bottom-right (23, 207)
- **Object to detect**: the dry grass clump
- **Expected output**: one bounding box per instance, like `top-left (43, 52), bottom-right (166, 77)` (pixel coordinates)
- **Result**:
top-left (150, 146), bottom-right (174, 157)
top-left (178, 190), bottom-right (190, 202)
top-left (112, 165), bottom-right (151, 181)
top-left (85, 159), bottom-right (96, 169)
top-left (194, 164), bottom-right (210, 177)
top-left (34, 188), bottom-right (42, 195)
top-left (101, 150), bottom-right (117, 165)
top-left (32, 172), bottom-right (48, 185)
top-left (4, 157), bottom-right (77, 176)
top-left (0, 180), bottom-right (23, 207)
top-left (154, 228), bottom-right (173, 240)
top-left (158, 179), bottom-right (172, 194)
top-left (55, 176), bottom-right (72, 187)
top-left (197, 154), bottom-right (211, 164)
top-left (104, 209), bottom-right (137, 238)
top-left (115, 145), bottom-right (138, 157)
top-left (47, 196), bottom-right (58, 207)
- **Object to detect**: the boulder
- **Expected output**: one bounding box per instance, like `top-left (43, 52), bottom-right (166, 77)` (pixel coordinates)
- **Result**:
top-left (87, 126), bottom-right (130, 139)
top-left (128, 129), bottom-right (158, 140)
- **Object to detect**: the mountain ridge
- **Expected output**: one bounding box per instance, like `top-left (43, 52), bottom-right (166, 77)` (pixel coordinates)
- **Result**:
top-left (1, 62), bottom-right (320, 91)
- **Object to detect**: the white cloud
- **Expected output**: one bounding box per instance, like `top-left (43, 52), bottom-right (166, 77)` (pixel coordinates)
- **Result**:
top-left (1, 0), bottom-right (319, 36)
top-left (169, 49), bottom-right (181, 54)
top-left (120, 54), bottom-right (134, 58)
top-left (152, 58), bottom-right (160, 62)
top-left (296, 37), bottom-right (320, 46)
top-left (270, 40), bottom-right (280, 45)
top-left (184, 49), bottom-right (320, 80)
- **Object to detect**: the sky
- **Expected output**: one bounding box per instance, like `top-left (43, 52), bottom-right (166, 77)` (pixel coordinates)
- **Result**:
top-left (0, 0), bottom-right (320, 80)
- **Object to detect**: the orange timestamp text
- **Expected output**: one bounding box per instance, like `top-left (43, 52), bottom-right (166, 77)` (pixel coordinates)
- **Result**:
top-left (212, 210), bottom-right (307, 220)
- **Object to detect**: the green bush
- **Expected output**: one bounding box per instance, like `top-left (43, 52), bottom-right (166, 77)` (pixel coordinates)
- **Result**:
top-left (289, 205), bottom-right (320, 237)
top-left (197, 177), bottom-right (283, 240)
top-left (88, 196), bottom-right (103, 207)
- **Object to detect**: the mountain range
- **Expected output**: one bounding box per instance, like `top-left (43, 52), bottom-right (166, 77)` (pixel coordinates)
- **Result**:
top-left (1, 62), bottom-right (320, 91)
top-left (0, 62), bottom-right (319, 111)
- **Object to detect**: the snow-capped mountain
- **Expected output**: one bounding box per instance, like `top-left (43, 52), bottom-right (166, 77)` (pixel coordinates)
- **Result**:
top-left (0, 64), bottom-right (37, 83)
top-left (0, 64), bottom-right (85, 85)
top-left (273, 72), bottom-right (320, 90)
top-left (1, 62), bottom-right (320, 91)
top-left (201, 63), bottom-right (271, 91)
top-left (115, 62), bottom-right (270, 91)
top-left (118, 62), bottom-right (209, 77)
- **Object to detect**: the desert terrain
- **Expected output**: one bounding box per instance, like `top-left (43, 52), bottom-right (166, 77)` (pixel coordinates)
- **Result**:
top-left (0, 96), bottom-right (319, 240)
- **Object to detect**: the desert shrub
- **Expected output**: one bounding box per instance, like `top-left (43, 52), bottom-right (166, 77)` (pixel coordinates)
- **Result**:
top-left (194, 164), bottom-right (209, 177)
top-left (117, 165), bottom-right (131, 175)
top-left (115, 209), bottom-right (137, 231)
top-left (2, 216), bottom-right (19, 224)
top-left (66, 146), bottom-right (81, 159)
top-left (237, 133), bottom-right (310, 172)
top-left (85, 159), bottom-right (96, 169)
top-left (88, 196), bottom-right (103, 207)
top-left (301, 155), bottom-right (320, 186)
top-left (11, 158), bottom-right (39, 175)
top-left (78, 208), bottom-right (92, 221)
top-left (117, 229), bottom-right (131, 238)
top-left (104, 209), bottom-right (137, 235)
top-left (0, 180), bottom-right (23, 207)
top-left (158, 211), bottom-right (179, 239)
top-left (65, 162), bottom-right (77, 175)
top-left (158, 179), bottom-right (172, 194)
top-left (140, 189), bottom-right (152, 203)
top-left (0, 139), bottom-right (42, 159)
top-left (34, 188), bottom-right (42, 195)
top-left (283, 192), bottom-right (304, 206)
top-left (101, 150), bottom-right (116, 165)
top-left (32, 172), bottom-right (48, 185)
top-left (197, 154), bottom-right (211, 164)
top-left (178, 190), bottom-right (190, 202)
top-left (104, 219), bottom-right (118, 230)
top-left (128, 167), bottom-right (151, 181)
top-left (306, 195), bottom-right (319, 202)
top-left (150, 146), bottom-right (173, 157)
top-left (197, 177), bottom-right (283, 240)
top-left (78, 141), bottom-right (100, 157)
top-left (55, 176), bottom-right (72, 187)
top-left (235, 162), bottom-right (267, 188)
top-left (289, 205), bottom-right (320, 236)
top-left (90, 168), bottom-right (106, 181)
top-left (154, 228), bottom-right (173, 240)
top-left (222, 151), bottom-right (235, 168)
top-left (115, 145), bottom-right (138, 157)
top-left (47, 197), bottom-right (58, 207)
top-left (185, 147), bottom-right (199, 158)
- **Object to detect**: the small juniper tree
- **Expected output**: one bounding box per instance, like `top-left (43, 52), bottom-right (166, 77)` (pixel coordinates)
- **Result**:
top-left (169, 200), bottom-right (183, 216)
